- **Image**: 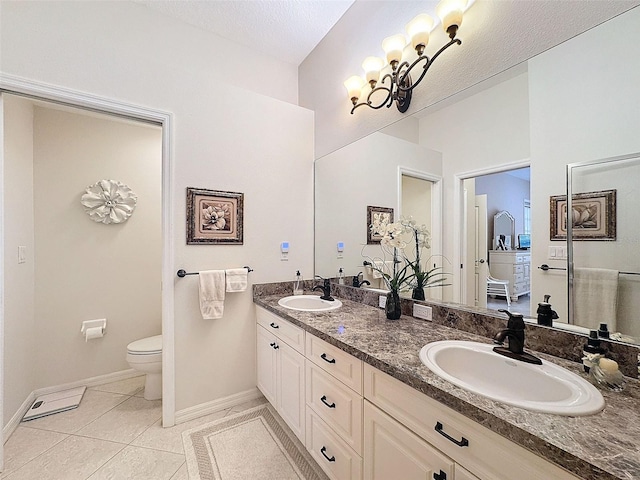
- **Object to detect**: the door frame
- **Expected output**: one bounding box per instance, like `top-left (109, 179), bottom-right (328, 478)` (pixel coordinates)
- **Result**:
top-left (453, 159), bottom-right (530, 305)
top-left (0, 74), bottom-right (176, 439)
top-left (397, 167), bottom-right (443, 300)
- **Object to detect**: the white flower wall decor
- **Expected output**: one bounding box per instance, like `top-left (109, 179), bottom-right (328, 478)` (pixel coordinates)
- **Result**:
top-left (81, 179), bottom-right (138, 224)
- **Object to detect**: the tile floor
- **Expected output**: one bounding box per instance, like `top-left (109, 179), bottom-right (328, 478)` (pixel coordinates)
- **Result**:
top-left (487, 293), bottom-right (531, 317)
top-left (1, 376), bottom-right (267, 479)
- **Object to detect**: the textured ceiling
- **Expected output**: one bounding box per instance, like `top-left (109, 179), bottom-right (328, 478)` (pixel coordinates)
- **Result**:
top-left (136, 0), bottom-right (355, 65)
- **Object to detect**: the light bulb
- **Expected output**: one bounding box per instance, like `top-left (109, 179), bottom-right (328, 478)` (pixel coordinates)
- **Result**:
top-left (436, 0), bottom-right (466, 36)
top-left (362, 57), bottom-right (384, 86)
top-left (382, 34), bottom-right (407, 67)
top-left (406, 14), bottom-right (434, 53)
top-left (343, 76), bottom-right (365, 105)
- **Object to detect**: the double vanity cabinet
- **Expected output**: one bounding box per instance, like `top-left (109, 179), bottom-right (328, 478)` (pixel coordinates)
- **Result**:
top-left (255, 304), bottom-right (580, 480)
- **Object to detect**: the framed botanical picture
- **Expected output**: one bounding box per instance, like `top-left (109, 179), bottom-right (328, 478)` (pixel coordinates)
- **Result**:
top-left (367, 206), bottom-right (394, 244)
top-left (550, 189), bottom-right (616, 241)
top-left (187, 188), bottom-right (244, 244)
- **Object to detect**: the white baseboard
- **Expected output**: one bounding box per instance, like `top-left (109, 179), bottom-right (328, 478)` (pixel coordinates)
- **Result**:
top-left (3, 369), bottom-right (141, 441)
top-left (174, 387), bottom-right (263, 425)
top-left (3, 392), bottom-right (37, 441)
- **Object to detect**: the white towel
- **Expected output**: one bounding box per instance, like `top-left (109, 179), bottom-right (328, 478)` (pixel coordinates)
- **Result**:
top-left (199, 270), bottom-right (225, 319)
top-left (372, 260), bottom-right (384, 279)
top-left (225, 268), bottom-right (248, 292)
top-left (573, 268), bottom-right (619, 331)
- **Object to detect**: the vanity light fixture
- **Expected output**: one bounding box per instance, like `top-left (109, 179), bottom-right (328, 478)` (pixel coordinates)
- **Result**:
top-left (344, 0), bottom-right (466, 115)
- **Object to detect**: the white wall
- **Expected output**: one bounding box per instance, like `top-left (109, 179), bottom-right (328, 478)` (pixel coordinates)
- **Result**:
top-left (528, 6), bottom-right (640, 326)
top-left (299, 0), bottom-right (637, 159)
top-left (315, 132), bottom-right (441, 282)
top-left (32, 106), bottom-right (162, 387)
top-left (1, 1), bottom-right (314, 415)
top-left (2, 96), bottom-right (36, 424)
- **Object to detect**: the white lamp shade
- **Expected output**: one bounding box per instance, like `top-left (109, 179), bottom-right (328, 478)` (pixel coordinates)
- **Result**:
top-left (382, 34), bottom-right (407, 65)
top-left (344, 75), bottom-right (365, 101)
top-left (436, 0), bottom-right (466, 31)
top-left (362, 56), bottom-right (384, 84)
top-left (406, 14), bottom-right (434, 50)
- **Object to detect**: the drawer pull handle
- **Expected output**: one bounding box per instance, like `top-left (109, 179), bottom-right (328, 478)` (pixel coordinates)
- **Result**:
top-left (435, 421), bottom-right (469, 447)
top-left (320, 446), bottom-right (336, 463)
top-left (320, 353), bottom-right (336, 364)
top-left (320, 395), bottom-right (336, 409)
top-left (433, 470), bottom-right (447, 480)
top-left (270, 322), bottom-right (279, 329)
top-left (269, 342), bottom-right (279, 350)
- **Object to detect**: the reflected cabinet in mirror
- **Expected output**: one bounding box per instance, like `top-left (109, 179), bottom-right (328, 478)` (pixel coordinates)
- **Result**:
top-left (314, 6), bottom-right (640, 345)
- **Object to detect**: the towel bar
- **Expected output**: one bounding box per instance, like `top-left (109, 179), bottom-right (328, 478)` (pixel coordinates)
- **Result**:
top-left (177, 267), bottom-right (253, 278)
top-left (538, 264), bottom-right (639, 275)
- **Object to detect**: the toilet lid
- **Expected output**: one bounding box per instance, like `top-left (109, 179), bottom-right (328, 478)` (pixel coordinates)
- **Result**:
top-left (127, 335), bottom-right (162, 354)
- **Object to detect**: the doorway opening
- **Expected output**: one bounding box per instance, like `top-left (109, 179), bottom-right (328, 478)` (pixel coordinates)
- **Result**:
top-left (398, 168), bottom-right (443, 301)
top-left (459, 165), bottom-right (531, 316)
top-left (0, 79), bottom-right (175, 464)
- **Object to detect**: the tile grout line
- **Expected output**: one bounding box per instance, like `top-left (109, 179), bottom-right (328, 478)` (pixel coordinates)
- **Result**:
top-left (3, 389), bottom-right (141, 479)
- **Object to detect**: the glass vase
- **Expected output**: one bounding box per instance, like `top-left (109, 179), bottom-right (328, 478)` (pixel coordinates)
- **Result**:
top-left (385, 290), bottom-right (402, 320)
top-left (411, 287), bottom-right (425, 301)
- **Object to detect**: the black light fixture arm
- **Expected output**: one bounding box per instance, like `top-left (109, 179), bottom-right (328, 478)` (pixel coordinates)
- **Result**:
top-left (396, 36), bottom-right (462, 94)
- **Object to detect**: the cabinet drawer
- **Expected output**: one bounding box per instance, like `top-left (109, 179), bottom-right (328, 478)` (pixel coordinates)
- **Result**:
top-left (306, 334), bottom-right (363, 394)
top-left (514, 273), bottom-right (524, 283)
top-left (513, 264), bottom-right (524, 274)
top-left (306, 407), bottom-right (362, 480)
top-left (363, 365), bottom-right (580, 480)
top-left (514, 282), bottom-right (528, 294)
top-left (307, 362), bottom-right (363, 455)
top-left (456, 465), bottom-right (481, 480)
top-left (256, 306), bottom-right (305, 353)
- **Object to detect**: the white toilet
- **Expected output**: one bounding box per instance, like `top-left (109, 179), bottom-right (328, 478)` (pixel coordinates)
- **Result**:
top-left (126, 334), bottom-right (162, 401)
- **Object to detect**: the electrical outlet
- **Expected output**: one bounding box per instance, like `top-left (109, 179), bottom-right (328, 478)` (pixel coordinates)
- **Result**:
top-left (413, 304), bottom-right (432, 320)
top-left (378, 295), bottom-right (387, 308)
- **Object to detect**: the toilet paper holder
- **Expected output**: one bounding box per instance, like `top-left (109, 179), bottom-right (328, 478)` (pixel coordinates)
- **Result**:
top-left (81, 319), bottom-right (107, 338)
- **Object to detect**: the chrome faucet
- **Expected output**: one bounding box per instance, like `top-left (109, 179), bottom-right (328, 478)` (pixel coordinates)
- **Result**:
top-left (352, 272), bottom-right (371, 288)
top-left (493, 309), bottom-right (542, 365)
top-left (313, 276), bottom-right (334, 301)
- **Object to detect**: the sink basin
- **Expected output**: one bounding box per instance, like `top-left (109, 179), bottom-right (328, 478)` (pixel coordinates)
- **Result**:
top-left (278, 295), bottom-right (342, 312)
top-left (419, 340), bottom-right (604, 416)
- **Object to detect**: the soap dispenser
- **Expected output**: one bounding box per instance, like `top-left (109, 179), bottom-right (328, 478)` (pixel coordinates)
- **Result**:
top-left (338, 267), bottom-right (345, 285)
top-left (536, 294), bottom-right (559, 326)
top-left (582, 330), bottom-right (605, 373)
top-left (293, 270), bottom-right (304, 296)
top-left (598, 322), bottom-right (610, 339)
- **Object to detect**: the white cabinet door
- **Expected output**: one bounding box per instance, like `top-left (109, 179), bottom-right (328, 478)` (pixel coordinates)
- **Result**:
top-left (256, 324), bottom-right (277, 406)
top-left (364, 401), bottom-right (454, 480)
top-left (456, 465), bottom-right (481, 480)
top-left (277, 341), bottom-right (306, 443)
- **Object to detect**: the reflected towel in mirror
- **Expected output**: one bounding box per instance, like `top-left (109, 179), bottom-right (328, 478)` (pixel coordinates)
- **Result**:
top-left (573, 268), bottom-right (618, 331)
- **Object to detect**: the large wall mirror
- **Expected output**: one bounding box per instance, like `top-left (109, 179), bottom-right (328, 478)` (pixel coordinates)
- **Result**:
top-left (314, 6), bottom-right (640, 345)
top-left (568, 153), bottom-right (640, 341)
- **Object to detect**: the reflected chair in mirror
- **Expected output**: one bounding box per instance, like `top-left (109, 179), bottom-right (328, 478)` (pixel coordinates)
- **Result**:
top-left (487, 275), bottom-right (511, 307)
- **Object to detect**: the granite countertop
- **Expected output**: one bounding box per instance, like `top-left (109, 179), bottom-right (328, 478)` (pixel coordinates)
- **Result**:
top-left (254, 294), bottom-right (640, 480)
